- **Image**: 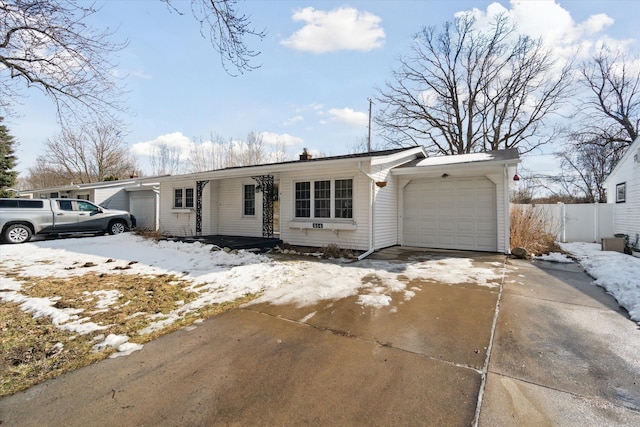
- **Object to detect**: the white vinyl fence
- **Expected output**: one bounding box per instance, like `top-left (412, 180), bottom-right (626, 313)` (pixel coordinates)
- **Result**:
top-left (512, 203), bottom-right (615, 243)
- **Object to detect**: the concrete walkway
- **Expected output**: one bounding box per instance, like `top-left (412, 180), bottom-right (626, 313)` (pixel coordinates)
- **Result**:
top-left (1, 249), bottom-right (639, 426)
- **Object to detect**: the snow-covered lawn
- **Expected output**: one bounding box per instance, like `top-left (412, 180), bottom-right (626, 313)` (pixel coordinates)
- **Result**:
top-left (0, 233), bottom-right (504, 358)
top-left (541, 243), bottom-right (640, 324)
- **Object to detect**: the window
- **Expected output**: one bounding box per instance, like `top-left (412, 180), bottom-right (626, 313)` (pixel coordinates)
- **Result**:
top-left (295, 178), bottom-right (353, 220)
top-left (244, 184), bottom-right (256, 216)
top-left (58, 200), bottom-right (73, 211)
top-left (77, 201), bottom-right (98, 212)
top-left (314, 180), bottom-right (331, 218)
top-left (335, 179), bottom-right (353, 219)
top-left (295, 182), bottom-right (311, 218)
top-left (0, 199), bottom-right (44, 208)
top-left (616, 182), bottom-right (626, 203)
top-left (173, 187), bottom-right (194, 208)
top-left (77, 194), bottom-right (90, 200)
top-left (185, 188), bottom-right (194, 208)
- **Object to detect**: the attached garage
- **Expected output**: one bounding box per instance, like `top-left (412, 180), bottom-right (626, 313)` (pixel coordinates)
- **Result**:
top-left (128, 190), bottom-right (158, 230)
top-left (393, 149), bottom-right (519, 254)
top-left (403, 177), bottom-right (497, 251)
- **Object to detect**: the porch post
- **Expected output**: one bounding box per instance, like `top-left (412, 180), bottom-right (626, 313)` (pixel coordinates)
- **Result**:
top-left (196, 180), bottom-right (209, 236)
top-left (252, 175), bottom-right (274, 238)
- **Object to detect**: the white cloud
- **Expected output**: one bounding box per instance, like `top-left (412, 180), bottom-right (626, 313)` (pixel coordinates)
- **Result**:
top-left (327, 107), bottom-right (368, 127)
top-left (131, 132), bottom-right (192, 157)
top-left (283, 115), bottom-right (304, 126)
top-left (260, 132), bottom-right (304, 146)
top-left (458, 0), bottom-right (626, 61)
top-left (281, 7), bottom-right (385, 53)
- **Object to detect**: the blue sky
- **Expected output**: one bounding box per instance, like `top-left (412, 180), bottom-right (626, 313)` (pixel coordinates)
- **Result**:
top-left (8, 0), bottom-right (639, 177)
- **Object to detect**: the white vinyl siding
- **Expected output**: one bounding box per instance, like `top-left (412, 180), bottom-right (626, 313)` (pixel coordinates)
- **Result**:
top-left (607, 139), bottom-right (640, 243)
top-left (370, 157), bottom-right (406, 249)
top-left (159, 179), bottom-right (211, 236)
top-left (280, 167), bottom-right (369, 250)
top-left (215, 178), bottom-right (262, 237)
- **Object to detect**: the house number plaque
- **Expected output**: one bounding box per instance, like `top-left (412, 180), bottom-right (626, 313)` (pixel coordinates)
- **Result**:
top-left (312, 223), bottom-right (324, 229)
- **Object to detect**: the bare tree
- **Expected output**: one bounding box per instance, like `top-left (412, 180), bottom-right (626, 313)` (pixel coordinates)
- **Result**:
top-left (223, 131), bottom-right (267, 167)
top-left (162, 0), bottom-right (265, 76)
top-left (267, 139), bottom-right (291, 164)
top-left (25, 124), bottom-right (137, 186)
top-left (150, 143), bottom-right (184, 175)
top-left (580, 46), bottom-right (640, 145)
top-left (188, 133), bottom-right (227, 172)
top-left (1, 0), bottom-right (264, 126)
top-left (555, 47), bottom-right (640, 202)
top-left (0, 0), bottom-right (127, 125)
top-left (556, 133), bottom-right (626, 202)
top-left (375, 13), bottom-right (572, 155)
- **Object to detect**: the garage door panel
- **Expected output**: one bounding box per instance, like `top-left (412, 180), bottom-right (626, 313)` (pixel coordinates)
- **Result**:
top-left (403, 177), bottom-right (497, 251)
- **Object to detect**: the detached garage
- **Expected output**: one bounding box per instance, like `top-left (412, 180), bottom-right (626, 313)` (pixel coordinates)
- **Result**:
top-left (392, 149), bottom-right (519, 254)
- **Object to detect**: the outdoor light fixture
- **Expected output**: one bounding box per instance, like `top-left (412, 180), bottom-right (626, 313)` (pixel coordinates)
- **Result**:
top-left (513, 174), bottom-right (520, 181)
top-left (441, 173), bottom-right (449, 178)
top-left (375, 181), bottom-right (387, 188)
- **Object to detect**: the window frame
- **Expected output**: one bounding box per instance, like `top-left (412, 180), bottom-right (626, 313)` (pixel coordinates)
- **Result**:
top-left (616, 182), bottom-right (626, 203)
top-left (243, 184), bottom-right (256, 217)
top-left (173, 187), bottom-right (195, 209)
top-left (294, 178), bottom-right (354, 220)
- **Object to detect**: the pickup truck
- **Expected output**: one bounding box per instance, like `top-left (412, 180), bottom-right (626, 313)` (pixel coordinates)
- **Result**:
top-left (0, 198), bottom-right (135, 244)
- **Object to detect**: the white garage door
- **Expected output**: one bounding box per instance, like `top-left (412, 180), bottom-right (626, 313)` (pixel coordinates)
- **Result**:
top-left (129, 194), bottom-right (156, 230)
top-left (403, 177), bottom-right (497, 251)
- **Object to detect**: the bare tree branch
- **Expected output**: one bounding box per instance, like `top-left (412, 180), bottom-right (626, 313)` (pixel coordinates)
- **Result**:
top-left (375, 13), bottom-right (572, 155)
top-left (0, 0), bottom-right (128, 126)
top-left (162, 0), bottom-right (265, 76)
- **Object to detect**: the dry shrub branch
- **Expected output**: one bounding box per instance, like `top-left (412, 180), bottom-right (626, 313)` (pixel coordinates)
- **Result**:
top-left (510, 204), bottom-right (560, 255)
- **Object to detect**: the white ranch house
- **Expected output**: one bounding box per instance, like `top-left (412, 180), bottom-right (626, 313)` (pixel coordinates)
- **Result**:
top-left (605, 136), bottom-right (640, 249)
top-left (156, 147), bottom-right (520, 254)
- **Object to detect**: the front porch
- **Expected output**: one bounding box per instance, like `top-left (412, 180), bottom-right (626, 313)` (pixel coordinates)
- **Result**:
top-left (164, 235), bottom-right (282, 251)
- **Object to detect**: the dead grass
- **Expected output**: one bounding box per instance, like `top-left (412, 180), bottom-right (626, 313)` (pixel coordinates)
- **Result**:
top-left (0, 272), bottom-right (258, 397)
top-left (510, 204), bottom-right (560, 255)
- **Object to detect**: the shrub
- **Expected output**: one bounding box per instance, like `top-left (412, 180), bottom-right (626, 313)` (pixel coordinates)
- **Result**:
top-left (510, 204), bottom-right (559, 255)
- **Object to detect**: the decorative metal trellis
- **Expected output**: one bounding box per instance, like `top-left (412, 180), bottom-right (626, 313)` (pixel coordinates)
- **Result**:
top-left (252, 175), bottom-right (275, 238)
top-left (195, 180), bottom-right (209, 236)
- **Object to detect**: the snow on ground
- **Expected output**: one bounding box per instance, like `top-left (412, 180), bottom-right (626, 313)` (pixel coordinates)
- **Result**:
top-left (0, 234), bottom-right (504, 356)
top-left (555, 243), bottom-right (640, 324)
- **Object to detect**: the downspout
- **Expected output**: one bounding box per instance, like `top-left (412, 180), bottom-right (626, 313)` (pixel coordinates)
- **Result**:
top-left (358, 163), bottom-right (377, 260)
top-left (504, 164), bottom-right (511, 254)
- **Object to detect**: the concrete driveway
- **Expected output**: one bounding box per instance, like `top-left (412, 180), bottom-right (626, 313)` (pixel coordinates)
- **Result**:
top-left (1, 248), bottom-right (639, 426)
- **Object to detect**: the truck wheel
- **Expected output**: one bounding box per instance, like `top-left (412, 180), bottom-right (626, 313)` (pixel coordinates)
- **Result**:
top-left (108, 220), bottom-right (127, 235)
top-left (3, 224), bottom-right (33, 244)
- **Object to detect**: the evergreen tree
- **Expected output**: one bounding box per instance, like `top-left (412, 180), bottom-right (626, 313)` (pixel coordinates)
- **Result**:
top-left (0, 117), bottom-right (18, 197)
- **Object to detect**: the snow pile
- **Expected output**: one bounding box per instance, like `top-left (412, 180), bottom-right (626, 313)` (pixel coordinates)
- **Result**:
top-left (560, 242), bottom-right (640, 323)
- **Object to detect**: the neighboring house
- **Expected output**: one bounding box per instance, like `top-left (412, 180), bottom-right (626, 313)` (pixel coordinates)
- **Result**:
top-left (605, 136), bottom-right (640, 249)
top-left (18, 176), bottom-right (163, 230)
top-left (156, 147), bottom-right (520, 254)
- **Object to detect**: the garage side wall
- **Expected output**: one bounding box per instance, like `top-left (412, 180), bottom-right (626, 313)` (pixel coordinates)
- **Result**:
top-left (487, 173), bottom-right (508, 254)
top-left (371, 160), bottom-right (404, 249)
